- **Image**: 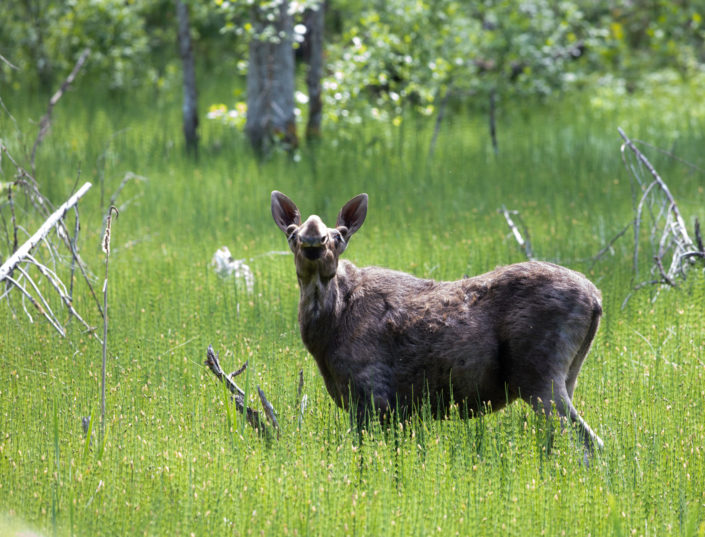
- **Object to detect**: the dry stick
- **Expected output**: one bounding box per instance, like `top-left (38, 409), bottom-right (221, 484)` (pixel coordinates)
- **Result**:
top-left (0, 182), bottom-right (92, 282)
top-left (631, 180), bottom-right (659, 280)
top-left (0, 53), bottom-right (19, 70)
top-left (297, 369), bottom-right (307, 429)
top-left (499, 205), bottom-right (535, 260)
top-left (257, 386), bottom-right (280, 437)
top-left (14, 264), bottom-right (61, 329)
top-left (589, 223), bottom-right (631, 269)
top-left (30, 48), bottom-right (90, 174)
top-left (69, 205), bottom-right (80, 300)
top-left (101, 206), bottom-right (118, 442)
top-left (8, 183), bottom-right (18, 255)
top-left (204, 345), bottom-right (267, 432)
top-left (25, 253), bottom-right (100, 342)
top-left (617, 128), bottom-right (703, 307)
top-left (618, 127), bottom-right (693, 251)
top-left (3, 274), bottom-right (65, 336)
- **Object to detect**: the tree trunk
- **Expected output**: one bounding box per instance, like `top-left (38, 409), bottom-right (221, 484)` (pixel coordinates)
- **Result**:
top-left (303, 1), bottom-right (325, 140)
top-left (23, 0), bottom-right (53, 91)
top-left (176, 0), bottom-right (199, 157)
top-left (245, 1), bottom-right (298, 155)
top-left (488, 87), bottom-right (498, 155)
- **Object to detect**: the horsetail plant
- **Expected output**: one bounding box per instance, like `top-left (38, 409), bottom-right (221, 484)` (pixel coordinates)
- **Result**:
top-left (100, 206), bottom-right (118, 443)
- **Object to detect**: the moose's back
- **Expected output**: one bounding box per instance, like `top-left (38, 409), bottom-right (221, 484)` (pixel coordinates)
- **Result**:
top-left (299, 260), bottom-right (601, 416)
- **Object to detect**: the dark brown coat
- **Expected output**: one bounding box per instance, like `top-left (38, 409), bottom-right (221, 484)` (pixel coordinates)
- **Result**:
top-left (272, 191), bottom-right (604, 452)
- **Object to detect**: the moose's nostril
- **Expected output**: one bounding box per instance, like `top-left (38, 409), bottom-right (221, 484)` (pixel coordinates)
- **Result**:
top-left (302, 235), bottom-right (326, 247)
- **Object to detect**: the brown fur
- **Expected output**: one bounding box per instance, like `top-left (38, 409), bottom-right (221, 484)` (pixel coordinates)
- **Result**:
top-left (272, 191), bottom-right (604, 452)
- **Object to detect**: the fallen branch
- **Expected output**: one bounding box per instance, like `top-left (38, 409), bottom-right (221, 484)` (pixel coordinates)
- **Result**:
top-left (205, 345), bottom-right (276, 434)
top-left (608, 128), bottom-right (705, 307)
top-left (0, 182), bottom-right (92, 281)
top-left (0, 181), bottom-right (99, 338)
top-left (499, 205), bottom-right (535, 260)
top-left (616, 127), bottom-right (704, 304)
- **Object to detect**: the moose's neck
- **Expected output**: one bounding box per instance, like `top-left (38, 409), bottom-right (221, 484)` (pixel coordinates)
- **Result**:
top-left (297, 268), bottom-right (341, 323)
top-left (297, 260), bottom-right (357, 347)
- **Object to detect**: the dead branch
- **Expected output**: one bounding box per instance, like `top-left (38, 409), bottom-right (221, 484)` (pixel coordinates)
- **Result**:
top-left (0, 181), bottom-right (101, 337)
top-left (3, 272), bottom-right (65, 336)
top-left (616, 127), bottom-right (704, 304)
top-left (25, 253), bottom-right (98, 339)
top-left (0, 182), bottom-right (92, 281)
top-left (589, 223), bottom-right (630, 269)
top-left (0, 53), bottom-right (19, 70)
top-left (204, 345), bottom-right (269, 433)
top-left (257, 386), bottom-right (280, 437)
top-left (31, 48), bottom-right (90, 173)
top-left (107, 172), bottom-right (147, 218)
top-left (499, 205), bottom-right (535, 260)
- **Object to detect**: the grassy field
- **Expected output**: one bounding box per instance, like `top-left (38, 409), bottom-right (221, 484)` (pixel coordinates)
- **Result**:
top-left (1, 83), bottom-right (704, 537)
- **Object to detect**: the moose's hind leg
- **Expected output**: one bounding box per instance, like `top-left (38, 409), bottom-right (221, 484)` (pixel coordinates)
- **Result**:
top-left (527, 383), bottom-right (604, 455)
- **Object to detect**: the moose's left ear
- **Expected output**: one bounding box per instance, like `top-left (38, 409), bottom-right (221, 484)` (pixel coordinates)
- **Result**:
top-left (336, 193), bottom-right (367, 240)
top-left (271, 191), bottom-right (301, 233)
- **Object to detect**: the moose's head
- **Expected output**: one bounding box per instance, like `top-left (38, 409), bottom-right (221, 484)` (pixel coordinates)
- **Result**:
top-left (271, 191), bottom-right (368, 282)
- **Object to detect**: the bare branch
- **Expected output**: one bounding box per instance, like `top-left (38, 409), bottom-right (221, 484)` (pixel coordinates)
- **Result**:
top-left (499, 205), bottom-right (534, 260)
top-left (4, 274), bottom-right (65, 336)
top-left (229, 361), bottom-right (249, 381)
top-left (25, 254), bottom-right (100, 342)
top-left (618, 127), bottom-right (692, 248)
top-left (616, 127), bottom-right (702, 299)
top-left (31, 49), bottom-right (90, 173)
top-left (0, 53), bottom-right (19, 70)
top-left (0, 182), bottom-right (92, 282)
top-left (257, 386), bottom-right (280, 436)
top-left (590, 223), bottom-right (630, 269)
top-left (204, 345), bottom-right (266, 432)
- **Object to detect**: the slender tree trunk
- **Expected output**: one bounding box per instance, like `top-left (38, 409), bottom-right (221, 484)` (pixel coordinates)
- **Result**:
top-left (429, 84), bottom-right (451, 158)
top-left (489, 87), bottom-right (498, 155)
top-left (24, 0), bottom-right (53, 91)
top-left (176, 0), bottom-right (199, 157)
top-left (304, 1), bottom-right (325, 140)
top-left (245, 1), bottom-right (298, 155)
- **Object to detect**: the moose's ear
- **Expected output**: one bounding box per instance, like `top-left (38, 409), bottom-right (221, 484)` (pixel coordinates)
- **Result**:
top-left (271, 191), bottom-right (301, 232)
top-left (336, 193), bottom-right (368, 240)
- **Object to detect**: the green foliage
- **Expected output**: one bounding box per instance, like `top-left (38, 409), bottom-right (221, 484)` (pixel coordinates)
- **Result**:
top-left (0, 0), bottom-right (153, 90)
top-left (322, 0), bottom-right (610, 126)
top-left (0, 0), bottom-right (236, 91)
top-left (603, 0), bottom-right (705, 81)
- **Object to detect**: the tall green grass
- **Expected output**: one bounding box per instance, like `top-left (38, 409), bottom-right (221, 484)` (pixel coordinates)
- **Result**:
top-left (1, 83), bottom-right (704, 536)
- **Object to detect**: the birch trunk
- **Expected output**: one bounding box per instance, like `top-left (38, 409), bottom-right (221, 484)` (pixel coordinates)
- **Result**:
top-left (245, 1), bottom-right (298, 155)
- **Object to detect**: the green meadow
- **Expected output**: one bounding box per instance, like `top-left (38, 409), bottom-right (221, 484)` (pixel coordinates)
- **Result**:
top-left (1, 83), bottom-right (704, 536)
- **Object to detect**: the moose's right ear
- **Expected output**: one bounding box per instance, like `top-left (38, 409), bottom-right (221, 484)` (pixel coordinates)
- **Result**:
top-left (271, 191), bottom-right (301, 232)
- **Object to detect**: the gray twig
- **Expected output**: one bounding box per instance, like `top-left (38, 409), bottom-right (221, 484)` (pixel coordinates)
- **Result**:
top-left (31, 49), bottom-right (90, 174)
top-left (204, 345), bottom-right (267, 432)
top-left (499, 205), bottom-right (535, 260)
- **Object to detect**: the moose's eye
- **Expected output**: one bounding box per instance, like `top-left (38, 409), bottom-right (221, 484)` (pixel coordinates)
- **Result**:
top-left (331, 231), bottom-right (345, 246)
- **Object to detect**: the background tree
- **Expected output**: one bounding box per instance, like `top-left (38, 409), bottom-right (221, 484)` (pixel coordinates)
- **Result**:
top-left (176, 0), bottom-right (199, 156)
top-left (302, 1), bottom-right (326, 140)
top-left (244, 1), bottom-right (298, 155)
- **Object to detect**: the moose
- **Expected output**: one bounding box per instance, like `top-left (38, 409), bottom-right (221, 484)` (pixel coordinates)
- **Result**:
top-left (271, 191), bottom-right (604, 453)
